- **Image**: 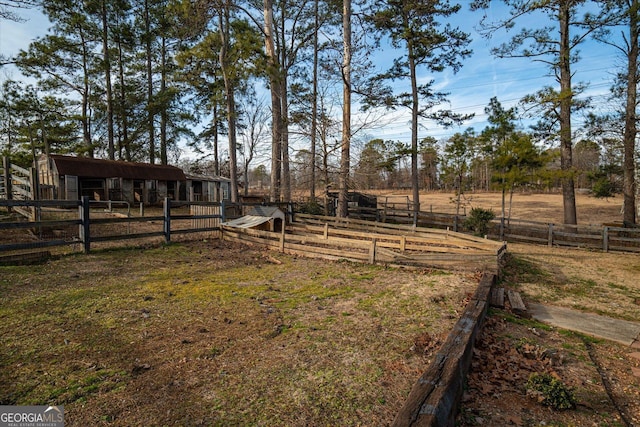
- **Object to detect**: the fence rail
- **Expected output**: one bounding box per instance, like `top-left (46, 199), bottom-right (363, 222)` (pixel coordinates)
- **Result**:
top-left (222, 216), bottom-right (505, 274)
top-left (347, 205), bottom-right (640, 253)
top-left (3, 198), bottom-right (639, 257)
top-left (0, 197), bottom-right (223, 255)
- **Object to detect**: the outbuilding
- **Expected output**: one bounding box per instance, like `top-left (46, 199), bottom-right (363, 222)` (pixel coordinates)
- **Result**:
top-left (37, 155), bottom-right (186, 204)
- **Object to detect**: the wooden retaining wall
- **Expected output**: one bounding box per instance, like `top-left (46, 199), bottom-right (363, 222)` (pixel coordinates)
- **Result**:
top-left (392, 273), bottom-right (495, 426)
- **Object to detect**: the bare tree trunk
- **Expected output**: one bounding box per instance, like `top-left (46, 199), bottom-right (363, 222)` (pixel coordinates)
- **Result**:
top-left (243, 156), bottom-right (249, 197)
top-left (116, 29), bottom-right (130, 161)
top-left (101, 0), bottom-right (114, 160)
top-left (559, 2), bottom-right (577, 225)
top-left (281, 75), bottom-right (291, 201)
top-left (623, 0), bottom-right (638, 226)
top-left (144, 0), bottom-right (155, 164)
top-left (408, 37), bottom-right (420, 215)
top-left (338, 0), bottom-right (351, 218)
top-left (219, 2), bottom-right (238, 202)
top-left (279, 2), bottom-right (290, 202)
top-left (264, 0), bottom-right (282, 202)
top-left (160, 36), bottom-right (168, 165)
top-left (80, 29), bottom-right (92, 157)
top-left (212, 102), bottom-right (219, 176)
top-left (310, 0), bottom-right (319, 203)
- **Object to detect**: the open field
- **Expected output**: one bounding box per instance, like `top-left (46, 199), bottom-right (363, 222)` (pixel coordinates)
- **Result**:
top-left (371, 190), bottom-right (625, 225)
top-left (0, 240), bottom-right (477, 426)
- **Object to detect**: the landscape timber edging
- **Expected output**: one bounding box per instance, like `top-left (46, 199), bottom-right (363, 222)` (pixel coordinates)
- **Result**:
top-left (392, 272), bottom-right (496, 427)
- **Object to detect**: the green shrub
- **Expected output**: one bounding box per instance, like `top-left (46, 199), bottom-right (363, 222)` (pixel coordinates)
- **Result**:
top-left (526, 373), bottom-right (576, 410)
top-left (298, 201), bottom-right (324, 215)
top-left (463, 207), bottom-right (495, 237)
top-left (592, 177), bottom-right (614, 198)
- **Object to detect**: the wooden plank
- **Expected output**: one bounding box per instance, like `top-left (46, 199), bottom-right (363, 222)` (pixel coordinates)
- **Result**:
top-left (507, 290), bottom-right (528, 317)
top-left (392, 300), bottom-right (487, 426)
top-left (490, 287), bottom-right (505, 309)
top-left (393, 273), bottom-right (494, 427)
top-left (285, 241), bottom-right (368, 261)
top-left (222, 222), bottom-right (503, 272)
top-left (9, 163), bottom-right (30, 175)
top-left (294, 214), bottom-right (495, 244)
top-left (282, 246), bottom-right (367, 264)
top-left (0, 239), bottom-right (71, 252)
top-left (291, 223), bottom-right (500, 252)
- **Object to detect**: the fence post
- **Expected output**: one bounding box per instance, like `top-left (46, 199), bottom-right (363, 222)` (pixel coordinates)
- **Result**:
top-left (454, 215), bottom-right (458, 232)
top-left (30, 167), bottom-right (40, 223)
top-left (603, 226), bottom-right (609, 252)
top-left (548, 223), bottom-right (554, 247)
top-left (369, 238), bottom-right (377, 264)
top-left (280, 224), bottom-right (285, 252)
top-left (221, 199), bottom-right (227, 222)
top-left (2, 157), bottom-right (12, 213)
top-left (500, 217), bottom-right (505, 241)
top-left (30, 166), bottom-right (39, 201)
top-left (288, 202), bottom-right (294, 223)
top-left (163, 198), bottom-right (171, 243)
top-left (79, 196), bottom-right (90, 253)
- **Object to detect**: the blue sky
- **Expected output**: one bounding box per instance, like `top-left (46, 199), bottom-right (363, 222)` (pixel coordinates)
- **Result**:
top-left (370, 3), bottom-right (622, 142)
top-left (0, 2), bottom-right (624, 157)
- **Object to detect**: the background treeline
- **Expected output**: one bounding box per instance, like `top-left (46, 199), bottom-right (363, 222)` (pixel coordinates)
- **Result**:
top-left (351, 98), bottom-right (621, 198)
top-left (0, 0), bottom-right (638, 225)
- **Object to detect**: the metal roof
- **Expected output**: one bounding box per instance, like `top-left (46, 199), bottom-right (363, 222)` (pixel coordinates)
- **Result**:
top-left (247, 206), bottom-right (285, 219)
top-left (222, 206), bottom-right (285, 229)
top-left (48, 155), bottom-right (186, 181)
top-left (222, 215), bottom-right (274, 229)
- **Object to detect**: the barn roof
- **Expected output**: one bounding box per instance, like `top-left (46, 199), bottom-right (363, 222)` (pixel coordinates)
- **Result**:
top-left (48, 155), bottom-right (186, 181)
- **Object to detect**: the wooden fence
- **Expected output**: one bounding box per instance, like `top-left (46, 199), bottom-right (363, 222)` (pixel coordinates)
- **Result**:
top-left (222, 214), bottom-right (506, 274)
top-left (346, 206), bottom-right (640, 253)
top-left (4, 196), bottom-right (639, 259)
top-left (0, 197), bottom-right (223, 255)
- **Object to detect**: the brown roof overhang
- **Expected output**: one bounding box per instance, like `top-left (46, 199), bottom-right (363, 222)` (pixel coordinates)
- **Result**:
top-left (49, 155), bottom-right (186, 181)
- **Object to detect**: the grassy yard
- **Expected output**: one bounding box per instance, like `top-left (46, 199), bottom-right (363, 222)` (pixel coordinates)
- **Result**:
top-left (0, 240), bottom-right (477, 426)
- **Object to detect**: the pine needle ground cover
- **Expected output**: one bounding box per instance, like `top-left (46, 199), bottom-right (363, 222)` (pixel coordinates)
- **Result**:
top-left (0, 240), bottom-right (477, 426)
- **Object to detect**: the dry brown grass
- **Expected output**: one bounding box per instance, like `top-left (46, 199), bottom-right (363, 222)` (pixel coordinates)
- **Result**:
top-left (368, 190), bottom-right (624, 225)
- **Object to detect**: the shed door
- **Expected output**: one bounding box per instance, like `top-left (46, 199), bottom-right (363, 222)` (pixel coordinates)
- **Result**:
top-left (65, 175), bottom-right (78, 200)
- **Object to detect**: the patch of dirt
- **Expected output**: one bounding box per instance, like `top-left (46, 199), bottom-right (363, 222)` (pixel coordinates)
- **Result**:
top-left (458, 311), bottom-right (640, 426)
top-left (505, 243), bottom-right (640, 321)
top-left (457, 243), bottom-right (640, 426)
